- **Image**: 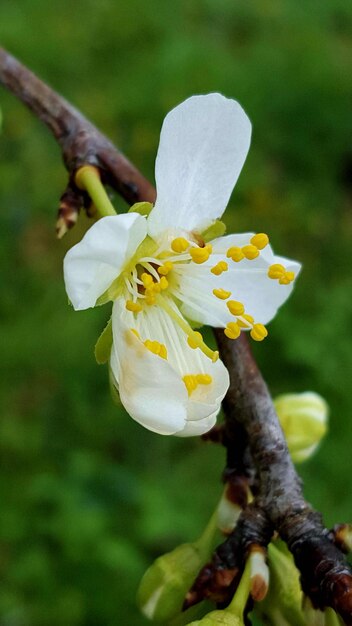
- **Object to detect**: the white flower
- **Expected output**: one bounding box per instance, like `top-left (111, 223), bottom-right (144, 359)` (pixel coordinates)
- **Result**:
top-left (64, 93), bottom-right (301, 436)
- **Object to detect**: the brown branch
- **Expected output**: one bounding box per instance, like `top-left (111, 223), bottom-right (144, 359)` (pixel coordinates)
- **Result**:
top-left (1, 48), bottom-right (351, 624)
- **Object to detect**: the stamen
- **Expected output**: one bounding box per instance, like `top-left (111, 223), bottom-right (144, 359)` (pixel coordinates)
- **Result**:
top-left (158, 297), bottom-right (219, 362)
top-left (183, 373), bottom-right (213, 396)
top-left (213, 288), bottom-right (231, 300)
top-left (250, 233), bottom-right (269, 250)
top-left (226, 246), bottom-right (244, 262)
top-left (242, 244), bottom-right (259, 260)
top-left (187, 330), bottom-right (203, 349)
top-left (171, 237), bottom-right (189, 253)
top-left (224, 322), bottom-right (241, 340)
top-left (196, 374), bottom-right (212, 385)
top-left (159, 276), bottom-right (169, 290)
top-left (268, 264), bottom-right (295, 285)
top-left (227, 300), bottom-right (245, 316)
top-left (250, 323), bottom-right (268, 342)
top-left (237, 313), bottom-right (254, 328)
top-left (189, 244), bottom-right (212, 264)
top-left (268, 263), bottom-right (285, 279)
top-left (141, 272), bottom-right (154, 287)
top-left (144, 339), bottom-right (168, 359)
top-left (158, 261), bottom-right (174, 275)
top-left (126, 300), bottom-right (143, 313)
top-left (211, 261), bottom-right (228, 275)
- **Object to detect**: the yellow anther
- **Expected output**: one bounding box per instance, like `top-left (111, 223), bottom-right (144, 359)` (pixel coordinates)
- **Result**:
top-left (242, 244), bottom-right (260, 260)
top-left (125, 300), bottom-right (143, 313)
top-left (159, 276), bottom-right (169, 290)
top-left (279, 271), bottom-right (295, 285)
top-left (144, 339), bottom-right (167, 359)
top-left (250, 323), bottom-right (268, 342)
top-left (171, 237), bottom-right (189, 253)
top-left (158, 261), bottom-right (174, 275)
top-left (212, 351), bottom-right (219, 362)
top-left (196, 374), bottom-right (212, 385)
top-left (187, 331), bottom-right (203, 349)
top-left (189, 244), bottom-right (212, 264)
top-left (183, 375), bottom-right (198, 396)
top-left (144, 289), bottom-right (156, 305)
top-left (152, 282), bottom-right (161, 293)
top-left (227, 300), bottom-right (245, 316)
top-left (130, 328), bottom-right (140, 339)
top-left (237, 314), bottom-right (254, 328)
top-left (268, 264), bottom-right (285, 279)
top-left (213, 288), bottom-right (231, 300)
top-left (224, 322), bottom-right (241, 340)
top-left (226, 246), bottom-right (244, 262)
top-left (211, 261), bottom-right (228, 275)
top-left (250, 233), bottom-right (269, 250)
top-left (159, 344), bottom-right (168, 360)
top-left (141, 272), bottom-right (154, 287)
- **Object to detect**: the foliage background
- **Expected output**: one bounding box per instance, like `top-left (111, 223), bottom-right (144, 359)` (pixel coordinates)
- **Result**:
top-left (0, 1), bottom-right (351, 624)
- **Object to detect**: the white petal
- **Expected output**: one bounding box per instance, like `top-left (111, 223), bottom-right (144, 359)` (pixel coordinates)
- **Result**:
top-left (64, 214), bottom-right (147, 310)
top-left (148, 93), bottom-right (251, 238)
top-left (176, 234), bottom-right (301, 327)
top-left (110, 298), bottom-right (229, 436)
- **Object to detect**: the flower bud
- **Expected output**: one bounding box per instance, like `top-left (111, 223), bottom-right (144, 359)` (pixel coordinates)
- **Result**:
top-left (274, 391), bottom-right (328, 462)
top-left (137, 542), bottom-right (206, 622)
top-left (187, 610), bottom-right (244, 625)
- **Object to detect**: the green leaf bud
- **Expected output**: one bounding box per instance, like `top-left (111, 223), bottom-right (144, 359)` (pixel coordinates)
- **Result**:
top-left (274, 391), bottom-right (328, 462)
top-left (137, 542), bottom-right (208, 622)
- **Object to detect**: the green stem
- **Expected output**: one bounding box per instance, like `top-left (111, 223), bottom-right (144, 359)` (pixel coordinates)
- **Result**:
top-left (227, 558), bottom-right (251, 616)
top-left (75, 165), bottom-right (117, 217)
top-left (194, 510), bottom-right (218, 560)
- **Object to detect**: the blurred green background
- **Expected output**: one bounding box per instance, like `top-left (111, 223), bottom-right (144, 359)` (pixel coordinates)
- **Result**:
top-left (0, 1), bottom-right (351, 624)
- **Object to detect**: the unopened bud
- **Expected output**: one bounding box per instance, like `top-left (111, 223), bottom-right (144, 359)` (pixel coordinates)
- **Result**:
top-left (333, 524), bottom-right (352, 554)
top-left (249, 546), bottom-right (269, 602)
top-left (137, 542), bottom-right (206, 622)
top-left (216, 483), bottom-right (243, 535)
top-left (274, 392), bottom-right (328, 462)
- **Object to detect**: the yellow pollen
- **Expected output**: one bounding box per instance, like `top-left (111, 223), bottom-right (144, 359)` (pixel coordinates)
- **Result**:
top-left (158, 261), bottom-right (174, 275)
top-left (130, 328), bottom-right (140, 339)
top-left (171, 237), bottom-right (189, 253)
top-left (242, 244), bottom-right (259, 260)
top-left (159, 276), bottom-right (169, 290)
top-left (250, 323), bottom-right (268, 342)
top-left (279, 271), bottom-right (295, 285)
top-left (144, 339), bottom-right (168, 359)
top-left (224, 322), bottom-right (241, 340)
top-left (189, 244), bottom-right (212, 264)
top-left (213, 288), bottom-right (231, 300)
top-left (237, 314), bottom-right (254, 328)
top-left (250, 233), bottom-right (269, 250)
top-left (227, 300), bottom-right (245, 316)
top-left (196, 374), bottom-right (212, 385)
top-left (211, 261), bottom-right (228, 275)
top-left (183, 373), bottom-right (213, 396)
top-left (268, 264), bottom-right (285, 279)
top-left (183, 375), bottom-right (198, 396)
top-left (144, 288), bottom-right (156, 305)
top-left (227, 246), bottom-right (244, 262)
top-left (187, 330), bottom-right (203, 349)
top-left (125, 300), bottom-right (143, 313)
top-left (141, 272), bottom-right (154, 287)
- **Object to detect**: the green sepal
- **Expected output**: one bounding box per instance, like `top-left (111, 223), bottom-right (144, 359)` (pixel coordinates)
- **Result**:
top-left (94, 317), bottom-right (113, 364)
top-left (128, 201), bottom-right (153, 217)
top-left (109, 367), bottom-right (121, 405)
top-left (201, 220), bottom-right (226, 243)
